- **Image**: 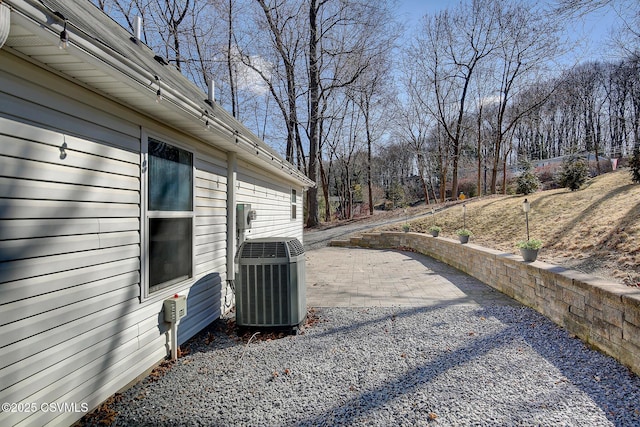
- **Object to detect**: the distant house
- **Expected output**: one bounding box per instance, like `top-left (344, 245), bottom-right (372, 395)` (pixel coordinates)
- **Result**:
top-left (0, 1), bottom-right (313, 425)
top-left (532, 151), bottom-right (610, 170)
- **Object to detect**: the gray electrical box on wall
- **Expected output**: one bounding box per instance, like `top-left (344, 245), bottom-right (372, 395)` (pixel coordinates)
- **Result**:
top-left (164, 294), bottom-right (187, 323)
top-left (237, 203), bottom-right (256, 231)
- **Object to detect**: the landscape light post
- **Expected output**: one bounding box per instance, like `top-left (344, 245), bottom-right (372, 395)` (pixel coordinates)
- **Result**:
top-left (522, 198), bottom-right (530, 241)
top-left (463, 204), bottom-right (467, 229)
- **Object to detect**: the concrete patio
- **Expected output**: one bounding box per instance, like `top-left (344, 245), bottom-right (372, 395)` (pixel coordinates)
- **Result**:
top-left (305, 246), bottom-right (521, 308)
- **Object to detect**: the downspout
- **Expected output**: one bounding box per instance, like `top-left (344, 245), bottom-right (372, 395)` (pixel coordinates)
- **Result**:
top-left (225, 151), bottom-right (237, 310)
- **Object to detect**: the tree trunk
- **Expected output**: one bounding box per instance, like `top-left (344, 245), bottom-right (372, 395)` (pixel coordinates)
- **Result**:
top-left (501, 156), bottom-right (508, 195)
top-left (451, 147), bottom-right (459, 199)
top-left (319, 159), bottom-right (331, 222)
top-left (306, 0), bottom-right (320, 227)
top-left (226, 0), bottom-right (237, 117)
top-left (476, 103), bottom-right (483, 196)
top-left (367, 132), bottom-right (373, 215)
top-left (417, 153), bottom-right (431, 205)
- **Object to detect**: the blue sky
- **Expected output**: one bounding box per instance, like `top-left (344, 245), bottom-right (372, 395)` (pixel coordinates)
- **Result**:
top-left (396, 0), bottom-right (625, 63)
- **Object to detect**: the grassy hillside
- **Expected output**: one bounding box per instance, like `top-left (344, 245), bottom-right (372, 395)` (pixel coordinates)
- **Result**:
top-left (378, 169), bottom-right (640, 286)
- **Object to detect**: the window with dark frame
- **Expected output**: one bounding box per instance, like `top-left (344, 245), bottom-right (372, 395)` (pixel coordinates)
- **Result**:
top-left (291, 189), bottom-right (297, 219)
top-left (147, 139), bottom-right (193, 293)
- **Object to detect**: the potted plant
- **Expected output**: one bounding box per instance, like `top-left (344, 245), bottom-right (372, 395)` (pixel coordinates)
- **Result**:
top-left (456, 228), bottom-right (472, 244)
top-left (517, 239), bottom-right (542, 262)
top-left (429, 225), bottom-right (441, 237)
top-left (402, 223), bottom-right (410, 232)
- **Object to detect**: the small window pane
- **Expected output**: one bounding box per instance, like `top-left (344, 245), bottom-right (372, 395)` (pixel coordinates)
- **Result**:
top-left (149, 139), bottom-right (193, 211)
top-left (291, 189), bottom-right (297, 219)
top-left (149, 217), bottom-right (192, 291)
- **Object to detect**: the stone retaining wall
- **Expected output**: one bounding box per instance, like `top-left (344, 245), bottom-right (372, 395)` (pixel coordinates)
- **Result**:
top-left (331, 231), bottom-right (640, 376)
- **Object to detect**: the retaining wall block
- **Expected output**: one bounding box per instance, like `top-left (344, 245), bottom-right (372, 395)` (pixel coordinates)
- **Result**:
top-left (623, 320), bottom-right (640, 346)
top-left (349, 237), bottom-right (363, 246)
top-left (585, 304), bottom-right (603, 325)
top-left (513, 286), bottom-right (536, 306)
top-left (562, 287), bottom-right (586, 312)
top-left (586, 281), bottom-right (627, 309)
top-left (624, 292), bottom-right (640, 328)
top-left (589, 314), bottom-right (614, 341)
top-left (569, 304), bottom-right (585, 318)
top-left (534, 282), bottom-right (555, 307)
top-left (601, 304), bottom-right (624, 329)
top-left (546, 300), bottom-right (570, 325)
top-left (587, 329), bottom-right (619, 359)
top-left (619, 339), bottom-right (640, 376)
top-left (608, 323), bottom-right (624, 347)
top-left (563, 311), bottom-right (590, 340)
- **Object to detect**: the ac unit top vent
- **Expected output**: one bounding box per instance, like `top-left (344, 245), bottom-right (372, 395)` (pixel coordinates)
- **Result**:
top-left (241, 241), bottom-right (286, 258)
top-left (239, 237), bottom-right (305, 259)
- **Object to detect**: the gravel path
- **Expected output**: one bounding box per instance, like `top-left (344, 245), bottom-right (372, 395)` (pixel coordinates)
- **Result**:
top-left (94, 305), bottom-right (640, 426)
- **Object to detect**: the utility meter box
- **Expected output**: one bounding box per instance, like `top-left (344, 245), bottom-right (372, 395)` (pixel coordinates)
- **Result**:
top-left (164, 294), bottom-right (187, 323)
top-left (237, 203), bottom-right (257, 231)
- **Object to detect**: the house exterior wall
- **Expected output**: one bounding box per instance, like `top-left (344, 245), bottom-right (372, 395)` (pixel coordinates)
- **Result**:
top-left (237, 162), bottom-right (304, 242)
top-left (0, 52), bottom-right (305, 426)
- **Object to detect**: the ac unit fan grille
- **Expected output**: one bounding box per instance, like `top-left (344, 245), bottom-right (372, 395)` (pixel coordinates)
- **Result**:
top-left (287, 239), bottom-right (305, 257)
top-left (240, 241), bottom-right (286, 258)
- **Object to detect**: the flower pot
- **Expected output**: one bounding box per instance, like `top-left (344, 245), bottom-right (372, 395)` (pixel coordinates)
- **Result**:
top-left (430, 230), bottom-right (439, 237)
top-left (520, 248), bottom-right (539, 262)
top-left (459, 235), bottom-right (469, 244)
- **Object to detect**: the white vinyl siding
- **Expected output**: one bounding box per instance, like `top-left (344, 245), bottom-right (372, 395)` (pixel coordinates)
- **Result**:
top-left (194, 157), bottom-right (228, 278)
top-left (0, 82), bottom-right (143, 426)
top-left (0, 64), bottom-right (155, 427)
top-left (180, 156), bottom-right (228, 337)
top-left (236, 163), bottom-right (304, 242)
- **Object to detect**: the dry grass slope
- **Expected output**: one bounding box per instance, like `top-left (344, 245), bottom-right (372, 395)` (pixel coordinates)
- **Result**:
top-left (378, 169), bottom-right (640, 285)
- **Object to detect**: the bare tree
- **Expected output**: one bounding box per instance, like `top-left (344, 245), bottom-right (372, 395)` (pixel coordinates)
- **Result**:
top-left (307, 0), bottom-right (321, 226)
top-left (241, 0), bottom-right (307, 167)
top-left (307, 0), bottom-right (395, 226)
top-left (556, 0), bottom-right (639, 60)
top-left (395, 77), bottom-right (434, 205)
top-left (351, 50), bottom-right (397, 214)
top-left (412, 0), bottom-right (499, 201)
top-left (485, 1), bottom-right (562, 193)
top-left (221, 0), bottom-right (239, 117)
top-left (139, 0), bottom-right (191, 71)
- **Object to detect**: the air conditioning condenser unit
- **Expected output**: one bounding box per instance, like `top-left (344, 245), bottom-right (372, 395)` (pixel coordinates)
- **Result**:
top-left (235, 237), bottom-right (306, 329)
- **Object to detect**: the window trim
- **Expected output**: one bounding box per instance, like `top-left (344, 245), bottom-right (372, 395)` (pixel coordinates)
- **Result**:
top-left (140, 131), bottom-right (196, 301)
top-left (291, 188), bottom-right (297, 220)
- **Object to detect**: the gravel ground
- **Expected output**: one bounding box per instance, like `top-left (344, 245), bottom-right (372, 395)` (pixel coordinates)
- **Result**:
top-left (88, 305), bottom-right (640, 427)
